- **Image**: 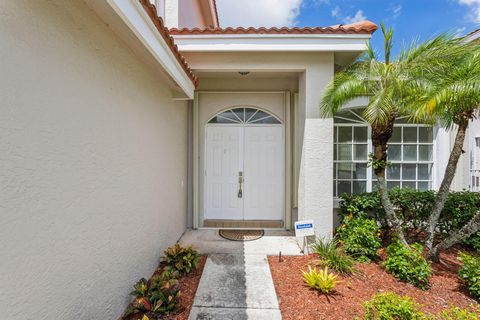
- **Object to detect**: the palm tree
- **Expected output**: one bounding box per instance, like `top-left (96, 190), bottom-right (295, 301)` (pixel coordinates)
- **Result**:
top-left (321, 24), bottom-right (451, 246)
top-left (408, 39), bottom-right (480, 259)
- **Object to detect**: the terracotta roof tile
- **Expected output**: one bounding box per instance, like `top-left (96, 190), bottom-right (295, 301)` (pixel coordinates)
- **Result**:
top-left (169, 21), bottom-right (378, 35)
top-left (139, 0), bottom-right (198, 87)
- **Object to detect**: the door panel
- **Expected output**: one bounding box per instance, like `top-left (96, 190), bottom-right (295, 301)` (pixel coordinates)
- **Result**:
top-left (205, 126), bottom-right (243, 219)
top-left (243, 126), bottom-right (284, 220)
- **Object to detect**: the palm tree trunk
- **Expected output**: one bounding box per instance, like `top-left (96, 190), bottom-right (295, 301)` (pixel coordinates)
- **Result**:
top-left (372, 132), bottom-right (408, 246)
top-left (425, 121), bottom-right (468, 255)
top-left (430, 210), bottom-right (480, 261)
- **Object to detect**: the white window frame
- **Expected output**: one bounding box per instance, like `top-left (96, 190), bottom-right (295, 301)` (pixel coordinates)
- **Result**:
top-left (384, 124), bottom-right (434, 191)
top-left (333, 123), bottom-right (371, 197)
top-left (333, 110), bottom-right (435, 199)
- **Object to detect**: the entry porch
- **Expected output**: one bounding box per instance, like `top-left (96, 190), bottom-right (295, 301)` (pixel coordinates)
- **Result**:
top-left (174, 34), bottom-right (371, 236)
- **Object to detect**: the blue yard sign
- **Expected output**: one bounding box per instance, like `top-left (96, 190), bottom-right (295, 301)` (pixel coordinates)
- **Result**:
top-left (294, 220), bottom-right (315, 237)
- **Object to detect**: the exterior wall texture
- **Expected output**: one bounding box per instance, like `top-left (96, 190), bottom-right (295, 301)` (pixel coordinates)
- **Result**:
top-left (0, 1), bottom-right (188, 319)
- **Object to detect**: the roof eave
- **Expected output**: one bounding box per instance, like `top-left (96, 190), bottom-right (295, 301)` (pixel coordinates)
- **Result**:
top-left (94, 0), bottom-right (197, 98)
top-left (170, 21), bottom-right (376, 53)
top-left (172, 33), bottom-right (372, 53)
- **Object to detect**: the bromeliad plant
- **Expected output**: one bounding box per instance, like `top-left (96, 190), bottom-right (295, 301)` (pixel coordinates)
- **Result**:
top-left (163, 244), bottom-right (200, 276)
top-left (302, 266), bottom-right (340, 294)
top-left (311, 237), bottom-right (356, 275)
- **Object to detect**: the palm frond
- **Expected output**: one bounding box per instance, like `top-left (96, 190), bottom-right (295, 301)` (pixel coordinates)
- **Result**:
top-left (381, 23), bottom-right (394, 64)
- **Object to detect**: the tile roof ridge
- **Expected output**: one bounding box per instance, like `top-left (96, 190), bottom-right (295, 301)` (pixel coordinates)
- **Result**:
top-left (169, 20), bottom-right (378, 35)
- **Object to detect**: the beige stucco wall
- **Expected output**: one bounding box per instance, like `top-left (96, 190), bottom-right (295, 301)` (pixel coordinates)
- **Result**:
top-left (0, 1), bottom-right (188, 319)
top-left (198, 77), bottom-right (298, 92)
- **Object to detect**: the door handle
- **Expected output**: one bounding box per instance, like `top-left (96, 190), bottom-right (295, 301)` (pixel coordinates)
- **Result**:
top-left (238, 171), bottom-right (243, 198)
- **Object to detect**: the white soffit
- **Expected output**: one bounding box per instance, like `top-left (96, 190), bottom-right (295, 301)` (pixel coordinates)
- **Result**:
top-left (105, 0), bottom-right (195, 98)
top-left (172, 34), bottom-right (371, 52)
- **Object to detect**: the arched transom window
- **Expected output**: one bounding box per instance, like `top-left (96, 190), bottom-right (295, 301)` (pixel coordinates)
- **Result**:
top-left (208, 107), bottom-right (281, 124)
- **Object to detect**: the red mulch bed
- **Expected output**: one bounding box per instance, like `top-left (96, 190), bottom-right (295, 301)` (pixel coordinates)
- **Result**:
top-left (268, 249), bottom-right (479, 320)
top-left (171, 256), bottom-right (206, 320)
top-left (122, 256), bottom-right (206, 320)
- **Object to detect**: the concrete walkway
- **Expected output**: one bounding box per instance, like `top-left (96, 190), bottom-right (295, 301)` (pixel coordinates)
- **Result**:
top-left (189, 254), bottom-right (282, 319)
top-left (180, 230), bottom-right (301, 319)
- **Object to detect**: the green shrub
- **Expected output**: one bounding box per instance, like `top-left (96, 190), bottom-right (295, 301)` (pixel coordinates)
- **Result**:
top-left (458, 252), bottom-right (480, 299)
top-left (302, 266), bottom-right (339, 293)
top-left (388, 188), bottom-right (434, 230)
top-left (126, 270), bottom-right (181, 317)
top-left (148, 271), bottom-right (181, 314)
top-left (339, 189), bottom-right (480, 250)
top-left (384, 241), bottom-right (431, 289)
top-left (163, 244), bottom-right (200, 275)
top-left (336, 215), bottom-right (381, 262)
top-left (441, 192), bottom-right (480, 249)
top-left (363, 292), bottom-right (424, 320)
top-left (340, 192), bottom-right (381, 219)
top-left (435, 305), bottom-right (479, 320)
top-left (311, 237), bottom-right (356, 275)
top-left (464, 236), bottom-right (480, 252)
top-left (130, 277), bottom-right (149, 298)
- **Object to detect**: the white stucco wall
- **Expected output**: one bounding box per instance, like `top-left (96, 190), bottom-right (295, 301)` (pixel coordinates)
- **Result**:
top-left (458, 119), bottom-right (480, 190)
top-left (438, 122), bottom-right (479, 192)
top-left (298, 62), bottom-right (335, 238)
top-left (0, 1), bottom-right (188, 319)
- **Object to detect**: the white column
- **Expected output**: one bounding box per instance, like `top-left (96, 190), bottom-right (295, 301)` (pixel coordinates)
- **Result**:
top-left (298, 57), bottom-right (334, 238)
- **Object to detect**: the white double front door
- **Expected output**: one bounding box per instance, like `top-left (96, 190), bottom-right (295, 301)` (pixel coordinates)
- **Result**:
top-left (205, 125), bottom-right (284, 220)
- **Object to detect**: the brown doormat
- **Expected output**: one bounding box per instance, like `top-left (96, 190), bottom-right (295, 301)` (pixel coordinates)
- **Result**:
top-left (219, 229), bottom-right (264, 241)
